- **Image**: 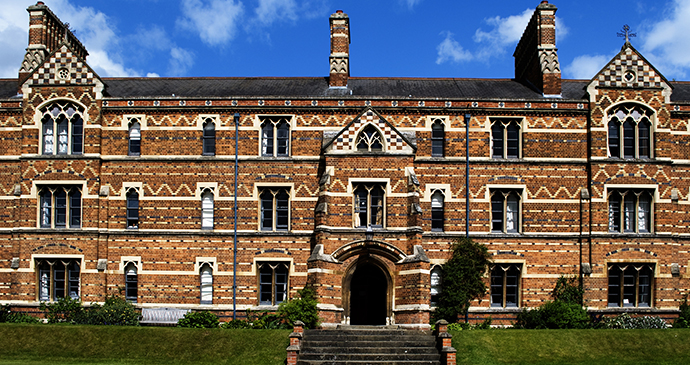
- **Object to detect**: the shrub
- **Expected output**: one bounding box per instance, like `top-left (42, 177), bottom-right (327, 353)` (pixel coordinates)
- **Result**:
top-left (673, 294), bottom-right (690, 328)
top-left (222, 319), bottom-right (253, 329)
top-left (78, 296), bottom-right (139, 326)
top-left (278, 287), bottom-right (320, 329)
top-left (515, 301), bottom-right (590, 329)
top-left (178, 311), bottom-right (219, 329)
top-left (552, 275), bottom-right (583, 305)
top-left (0, 305), bottom-right (40, 324)
top-left (447, 317), bottom-right (492, 331)
top-left (598, 313), bottom-right (667, 329)
top-left (40, 296), bottom-right (83, 324)
top-left (248, 312), bottom-right (290, 329)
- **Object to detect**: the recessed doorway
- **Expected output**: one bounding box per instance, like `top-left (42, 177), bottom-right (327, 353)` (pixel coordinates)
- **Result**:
top-left (349, 261), bottom-right (388, 325)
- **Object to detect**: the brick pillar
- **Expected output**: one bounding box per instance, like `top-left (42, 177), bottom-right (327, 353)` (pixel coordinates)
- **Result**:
top-left (286, 320), bottom-right (304, 365)
top-left (434, 320), bottom-right (457, 365)
top-left (329, 10), bottom-right (350, 87)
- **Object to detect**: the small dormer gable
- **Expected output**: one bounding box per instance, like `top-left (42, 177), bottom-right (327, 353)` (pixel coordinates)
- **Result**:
top-left (323, 108), bottom-right (416, 155)
top-left (588, 43), bottom-right (671, 91)
top-left (23, 42), bottom-right (102, 89)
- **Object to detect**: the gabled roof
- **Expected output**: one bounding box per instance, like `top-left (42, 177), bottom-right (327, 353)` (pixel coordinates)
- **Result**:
top-left (589, 42), bottom-right (671, 90)
top-left (22, 42), bottom-right (102, 88)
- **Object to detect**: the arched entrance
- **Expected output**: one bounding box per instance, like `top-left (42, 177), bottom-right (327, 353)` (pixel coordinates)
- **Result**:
top-left (346, 259), bottom-right (390, 325)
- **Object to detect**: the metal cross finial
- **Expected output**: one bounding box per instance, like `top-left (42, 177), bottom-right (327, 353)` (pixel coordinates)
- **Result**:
top-left (617, 24), bottom-right (637, 43)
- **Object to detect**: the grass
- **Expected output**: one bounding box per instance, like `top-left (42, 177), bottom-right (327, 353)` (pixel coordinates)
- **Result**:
top-left (0, 323), bottom-right (290, 365)
top-left (452, 328), bottom-right (690, 365)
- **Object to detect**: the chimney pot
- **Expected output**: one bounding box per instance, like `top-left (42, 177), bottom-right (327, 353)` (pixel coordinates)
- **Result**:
top-left (336, 10), bottom-right (343, 13)
top-left (37, 1), bottom-right (44, 5)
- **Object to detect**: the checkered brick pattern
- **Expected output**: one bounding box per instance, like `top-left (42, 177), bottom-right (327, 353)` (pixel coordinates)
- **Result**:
top-left (333, 111), bottom-right (407, 151)
top-left (29, 45), bottom-right (95, 86)
top-left (597, 47), bottom-right (663, 88)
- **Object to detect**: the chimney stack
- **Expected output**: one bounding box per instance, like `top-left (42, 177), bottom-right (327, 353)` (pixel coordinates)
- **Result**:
top-left (329, 10), bottom-right (350, 88)
top-left (18, 1), bottom-right (88, 89)
top-left (513, 1), bottom-right (561, 97)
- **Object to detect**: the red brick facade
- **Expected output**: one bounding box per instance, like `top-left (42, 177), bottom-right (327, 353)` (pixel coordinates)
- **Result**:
top-left (0, 1), bottom-right (688, 328)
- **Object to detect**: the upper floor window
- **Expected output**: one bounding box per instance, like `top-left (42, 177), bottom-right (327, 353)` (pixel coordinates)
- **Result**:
top-left (37, 258), bottom-right (80, 301)
top-left (260, 188), bottom-right (290, 231)
top-left (608, 189), bottom-right (652, 233)
top-left (607, 104), bottom-right (653, 159)
top-left (202, 119), bottom-right (216, 156)
top-left (128, 119), bottom-right (141, 156)
top-left (491, 190), bottom-right (521, 233)
top-left (431, 190), bottom-right (444, 232)
top-left (124, 262), bottom-right (138, 303)
top-left (258, 261), bottom-right (288, 306)
top-left (356, 125), bottom-right (383, 152)
top-left (431, 120), bottom-right (445, 157)
top-left (201, 190), bottom-right (214, 229)
top-left (354, 184), bottom-right (385, 228)
top-left (261, 117), bottom-right (290, 157)
top-left (200, 264), bottom-right (213, 305)
top-left (491, 119), bottom-right (520, 159)
top-left (39, 186), bottom-right (81, 228)
top-left (490, 264), bottom-right (521, 308)
top-left (126, 189), bottom-right (139, 229)
top-left (608, 263), bottom-right (653, 307)
top-left (41, 102), bottom-right (84, 155)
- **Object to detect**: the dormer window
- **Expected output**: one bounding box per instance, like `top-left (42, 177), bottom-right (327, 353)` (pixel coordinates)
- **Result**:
top-left (356, 125), bottom-right (383, 152)
top-left (607, 104), bottom-right (653, 159)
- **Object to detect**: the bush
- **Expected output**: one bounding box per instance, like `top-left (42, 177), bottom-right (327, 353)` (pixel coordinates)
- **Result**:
top-left (178, 311), bottom-right (219, 329)
top-left (221, 319), bottom-right (253, 329)
top-left (247, 311), bottom-right (290, 329)
top-left (515, 301), bottom-right (590, 329)
top-left (40, 296), bottom-right (83, 324)
top-left (0, 305), bottom-right (40, 324)
top-left (552, 276), bottom-right (583, 305)
top-left (278, 287), bottom-right (320, 329)
top-left (447, 317), bottom-right (492, 331)
top-left (598, 313), bottom-right (667, 329)
top-left (673, 294), bottom-right (690, 328)
top-left (78, 296), bottom-right (139, 326)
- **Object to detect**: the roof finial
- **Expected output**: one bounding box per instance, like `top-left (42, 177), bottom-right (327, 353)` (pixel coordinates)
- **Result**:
top-left (617, 24), bottom-right (636, 44)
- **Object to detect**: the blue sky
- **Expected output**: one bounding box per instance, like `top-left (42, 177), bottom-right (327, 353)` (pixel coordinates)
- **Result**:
top-left (1, 0), bottom-right (690, 81)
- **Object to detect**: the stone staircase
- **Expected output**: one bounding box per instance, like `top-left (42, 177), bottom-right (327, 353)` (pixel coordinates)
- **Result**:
top-left (296, 325), bottom-right (441, 365)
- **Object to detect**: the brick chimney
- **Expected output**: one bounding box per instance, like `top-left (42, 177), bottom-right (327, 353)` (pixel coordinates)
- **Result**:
top-left (329, 10), bottom-right (350, 88)
top-left (18, 1), bottom-right (89, 89)
top-left (513, 1), bottom-right (561, 96)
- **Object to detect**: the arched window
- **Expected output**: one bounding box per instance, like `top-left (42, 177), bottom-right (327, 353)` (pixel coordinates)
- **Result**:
top-left (431, 120), bottom-right (445, 157)
top-left (261, 117), bottom-right (290, 157)
top-left (202, 119), bottom-right (216, 156)
top-left (128, 119), bottom-right (141, 156)
top-left (491, 190), bottom-right (521, 233)
top-left (258, 262), bottom-right (288, 305)
top-left (491, 119), bottom-right (521, 159)
top-left (608, 189), bottom-right (652, 233)
top-left (260, 188), bottom-right (290, 231)
top-left (430, 266), bottom-right (443, 306)
top-left (124, 262), bottom-right (138, 302)
top-left (491, 264), bottom-right (521, 307)
top-left (608, 263), bottom-right (654, 307)
top-left (356, 125), bottom-right (383, 152)
top-left (200, 264), bottom-right (213, 304)
top-left (39, 186), bottom-right (81, 228)
top-left (126, 189), bottom-right (139, 229)
top-left (40, 102), bottom-right (84, 155)
top-left (607, 104), bottom-right (653, 159)
top-left (354, 184), bottom-right (384, 228)
top-left (37, 258), bottom-right (81, 301)
top-left (431, 190), bottom-right (444, 231)
top-left (201, 190), bottom-right (214, 229)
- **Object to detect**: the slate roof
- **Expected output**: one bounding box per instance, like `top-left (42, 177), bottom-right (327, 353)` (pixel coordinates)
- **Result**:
top-left (1, 76), bottom-right (690, 102)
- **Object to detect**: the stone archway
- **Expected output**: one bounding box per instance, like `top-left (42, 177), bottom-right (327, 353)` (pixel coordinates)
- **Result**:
top-left (343, 256), bottom-right (392, 325)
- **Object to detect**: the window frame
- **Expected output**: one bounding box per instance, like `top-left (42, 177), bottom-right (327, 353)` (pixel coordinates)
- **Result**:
top-left (607, 189), bottom-right (653, 234)
top-left (430, 190), bottom-right (445, 232)
top-left (607, 263), bottom-right (654, 307)
top-left (260, 117), bottom-right (291, 157)
top-left (356, 125), bottom-right (384, 152)
top-left (353, 183), bottom-right (385, 228)
top-left (128, 119), bottom-right (141, 156)
top-left (200, 264), bottom-right (213, 305)
top-left (38, 186), bottom-right (82, 229)
top-left (201, 189), bottom-right (214, 229)
top-left (430, 265), bottom-right (443, 307)
top-left (257, 261), bottom-right (289, 306)
top-left (607, 104), bottom-right (654, 159)
top-left (259, 188), bottom-right (290, 231)
top-left (40, 102), bottom-right (85, 156)
top-left (126, 189), bottom-right (140, 229)
top-left (431, 119), bottom-right (445, 157)
top-left (490, 263), bottom-right (521, 308)
top-left (202, 118), bottom-right (216, 156)
top-left (124, 262), bottom-right (138, 303)
top-left (37, 258), bottom-right (81, 302)
top-left (491, 119), bottom-right (521, 159)
top-left (490, 189), bottom-right (522, 233)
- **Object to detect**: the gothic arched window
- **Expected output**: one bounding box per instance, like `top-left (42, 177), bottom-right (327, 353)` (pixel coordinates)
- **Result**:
top-left (40, 102), bottom-right (84, 155)
top-left (356, 125), bottom-right (383, 152)
top-left (607, 104), bottom-right (653, 159)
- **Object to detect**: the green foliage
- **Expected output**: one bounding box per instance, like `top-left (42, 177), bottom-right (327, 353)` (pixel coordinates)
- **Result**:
top-left (597, 313), bottom-right (668, 329)
top-left (246, 312), bottom-right (290, 329)
top-left (177, 311), bottom-right (219, 328)
top-left (433, 237), bottom-right (492, 323)
top-left (673, 294), bottom-right (690, 328)
top-left (552, 275), bottom-right (583, 305)
top-left (77, 296), bottom-right (139, 326)
top-left (39, 296), bottom-right (83, 324)
top-left (447, 317), bottom-right (492, 331)
top-left (221, 319), bottom-right (253, 329)
top-left (0, 305), bottom-right (40, 324)
top-left (278, 287), bottom-right (320, 329)
top-left (514, 300), bottom-right (590, 329)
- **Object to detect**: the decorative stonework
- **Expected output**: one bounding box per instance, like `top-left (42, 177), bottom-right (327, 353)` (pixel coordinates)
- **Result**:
top-left (539, 49), bottom-right (561, 74)
top-left (326, 109), bottom-right (415, 154)
top-left (596, 45), bottom-right (664, 88)
top-left (28, 44), bottom-right (96, 86)
top-left (19, 47), bottom-right (46, 74)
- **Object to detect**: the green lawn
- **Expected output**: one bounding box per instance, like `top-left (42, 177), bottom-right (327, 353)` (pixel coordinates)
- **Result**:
top-left (452, 329), bottom-right (690, 365)
top-left (0, 324), bottom-right (290, 365)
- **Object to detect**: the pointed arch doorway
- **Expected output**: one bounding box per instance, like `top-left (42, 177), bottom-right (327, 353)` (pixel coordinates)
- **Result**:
top-left (345, 257), bottom-right (391, 325)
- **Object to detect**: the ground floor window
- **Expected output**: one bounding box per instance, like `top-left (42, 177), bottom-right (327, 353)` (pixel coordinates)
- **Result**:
top-left (490, 264), bottom-right (520, 308)
top-left (608, 263), bottom-right (654, 307)
top-left (37, 259), bottom-right (80, 301)
top-left (258, 262), bottom-right (288, 305)
top-left (124, 262), bottom-right (138, 302)
top-left (430, 265), bottom-right (442, 306)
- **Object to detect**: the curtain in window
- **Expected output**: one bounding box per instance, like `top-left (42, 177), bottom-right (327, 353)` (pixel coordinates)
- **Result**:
top-left (200, 265), bottom-right (213, 304)
top-left (201, 191), bottom-right (214, 228)
top-left (57, 116), bottom-right (69, 154)
top-left (623, 195), bottom-right (635, 231)
top-left (506, 193), bottom-right (519, 232)
top-left (43, 118), bottom-right (54, 154)
top-left (638, 194), bottom-right (650, 232)
top-left (262, 123), bottom-right (273, 156)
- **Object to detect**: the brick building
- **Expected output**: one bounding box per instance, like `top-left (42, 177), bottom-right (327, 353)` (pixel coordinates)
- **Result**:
top-left (0, 1), bottom-right (688, 328)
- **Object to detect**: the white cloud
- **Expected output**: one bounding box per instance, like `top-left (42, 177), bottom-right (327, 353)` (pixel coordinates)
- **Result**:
top-left (254, 0), bottom-right (298, 26)
top-left (146, 73), bottom-right (160, 78)
top-left (177, 0), bottom-right (244, 47)
top-left (436, 32), bottom-right (472, 64)
top-left (401, 0), bottom-right (422, 9)
top-left (563, 54), bottom-right (611, 80)
top-left (641, 0), bottom-right (690, 78)
top-left (168, 47), bottom-right (195, 75)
